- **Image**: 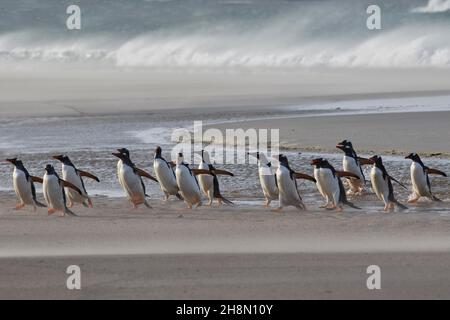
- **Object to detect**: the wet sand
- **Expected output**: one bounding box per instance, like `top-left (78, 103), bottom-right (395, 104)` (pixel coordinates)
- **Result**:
top-left (212, 110), bottom-right (450, 156)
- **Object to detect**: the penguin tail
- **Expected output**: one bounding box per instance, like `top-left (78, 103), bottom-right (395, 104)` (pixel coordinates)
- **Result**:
top-left (219, 196), bottom-right (235, 206)
top-left (432, 195), bottom-right (442, 202)
top-left (34, 200), bottom-right (47, 208)
top-left (64, 208), bottom-right (78, 217)
top-left (175, 192), bottom-right (184, 201)
top-left (144, 201), bottom-right (152, 209)
top-left (394, 200), bottom-right (408, 211)
top-left (212, 176), bottom-right (234, 206)
top-left (344, 201), bottom-right (361, 210)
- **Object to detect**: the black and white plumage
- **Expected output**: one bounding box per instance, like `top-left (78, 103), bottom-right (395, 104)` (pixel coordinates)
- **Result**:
top-left (113, 149), bottom-right (155, 209)
top-left (273, 154), bottom-right (316, 212)
top-left (197, 150), bottom-right (234, 206)
top-left (153, 146), bottom-right (183, 201)
top-left (6, 158), bottom-right (46, 211)
top-left (43, 164), bottom-right (82, 216)
top-left (52, 154), bottom-right (99, 208)
top-left (311, 158), bottom-right (361, 211)
top-left (369, 155), bottom-right (408, 212)
top-left (175, 153), bottom-right (204, 209)
top-left (336, 140), bottom-right (371, 195)
top-left (405, 153), bottom-right (447, 203)
top-left (249, 152), bottom-right (278, 207)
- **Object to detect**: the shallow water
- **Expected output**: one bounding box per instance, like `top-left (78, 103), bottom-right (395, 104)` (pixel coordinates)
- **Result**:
top-left (1, 103), bottom-right (449, 215)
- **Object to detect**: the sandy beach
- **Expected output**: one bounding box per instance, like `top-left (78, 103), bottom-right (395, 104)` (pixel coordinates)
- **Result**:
top-left (1, 193), bottom-right (450, 299)
top-left (1, 104), bottom-right (450, 299)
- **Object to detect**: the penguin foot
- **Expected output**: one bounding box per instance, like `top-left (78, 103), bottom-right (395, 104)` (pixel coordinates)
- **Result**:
top-left (48, 208), bottom-right (56, 215)
top-left (407, 197), bottom-right (420, 204)
top-left (14, 203), bottom-right (25, 210)
top-left (271, 207), bottom-right (283, 213)
top-left (336, 206), bottom-right (344, 212)
top-left (88, 198), bottom-right (94, 208)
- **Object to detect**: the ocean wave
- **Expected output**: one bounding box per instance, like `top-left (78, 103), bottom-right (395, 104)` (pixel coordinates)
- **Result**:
top-left (412, 0), bottom-right (450, 13)
top-left (1, 0), bottom-right (450, 68)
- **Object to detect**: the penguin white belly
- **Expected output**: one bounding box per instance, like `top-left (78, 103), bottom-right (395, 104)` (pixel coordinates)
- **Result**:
top-left (176, 166), bottom-right (201, 205)
top-left (410, 163), bottom-right (430, 197)
top-left (315, 168), bottom-right (340, 205)
top-left (259, 166), bottom-right (278, 200)
top-left (154, 159), bottom-right (178, 195)
top-left (198, 162), bottom-right (213, 196)
top-left (370, 168), bottom-right (389, 204)
top-left (13, 169), bottom-right (34, 205)
top-left (343, 156), bottom-right (364, 189)
top-left (43, 175), bottom-right (65, 211)
top-left (118, 163), bottom-right (145, 204)
top-left (62, 165), bottom-right (87, 203)
top-left (277, 167), bottom-right (301, 207)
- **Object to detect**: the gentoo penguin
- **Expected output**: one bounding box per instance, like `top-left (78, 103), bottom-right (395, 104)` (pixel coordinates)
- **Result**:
top-left (248, 151), bottom-right (278, 207)
top-left (6, 158), bottom-right (46, 211)
top-left (369, 155), bottom-right (408, 212)
top-left (405, 153), bottom-right (447, 202)
top-left (311, 158), bottom-right (361, 211)
top-left (112, 150), bottom-right (154, 209)
top-left (175, 152), bottom-right (212, 209)
top-left (273, 154), bottom-right (316, 212)
top-left (52, 154), bottom-right (99, 208)
top-left (153, 146), bottom-right (183, 201)
top-left (116, 148), bottom-right (158, 184)
top-left (196, 150), bottom-right (234, 206)
top-left (43, 164), bottom-right (82, 216)
top-left (336, 140), bottom-right (371, 194)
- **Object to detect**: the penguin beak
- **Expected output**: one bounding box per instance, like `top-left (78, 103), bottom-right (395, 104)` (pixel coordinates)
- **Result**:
top-left (336, 144), bottom-right (344, 150)
top-left (52, 155), bottom-right (63, 161)
top-left (112, 152), bottom-right (122, 159)
top-left (310, 159), bottom-right (319, 166)
top-left (5, 158), bottom-right (16, 165)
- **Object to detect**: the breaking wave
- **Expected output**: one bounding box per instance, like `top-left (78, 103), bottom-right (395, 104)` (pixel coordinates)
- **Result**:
top-left (1, 0), bottom-right (450, 69)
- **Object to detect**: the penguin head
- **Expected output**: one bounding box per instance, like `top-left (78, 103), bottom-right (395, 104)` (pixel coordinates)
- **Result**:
top-left (369, 155), bottom-right (382, 166)
top-left (336, 140), bottom-right (354, 155)
top-left (155, 146), bottom-right (162, 157)
top-left (111, 152), bottom-right (125, 161)
top-left (6, 158), bottom-right (18, 166)
top-left (277, 154), bottom-right (289, 167)
top-left (310, 158), bottom-right (327, 167)
top-left (6, 158), bottom-right (26, 170)
top-left (176, 152), bottom-right (184, 165)
top-left (45, 164), bottom-right (56, 175)
top-left (117, 148), bottom-right (130, 157)
top-left (405, 153), bottom-right (420, 162)
top-left (52, 154), bottom-right (72, 165)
